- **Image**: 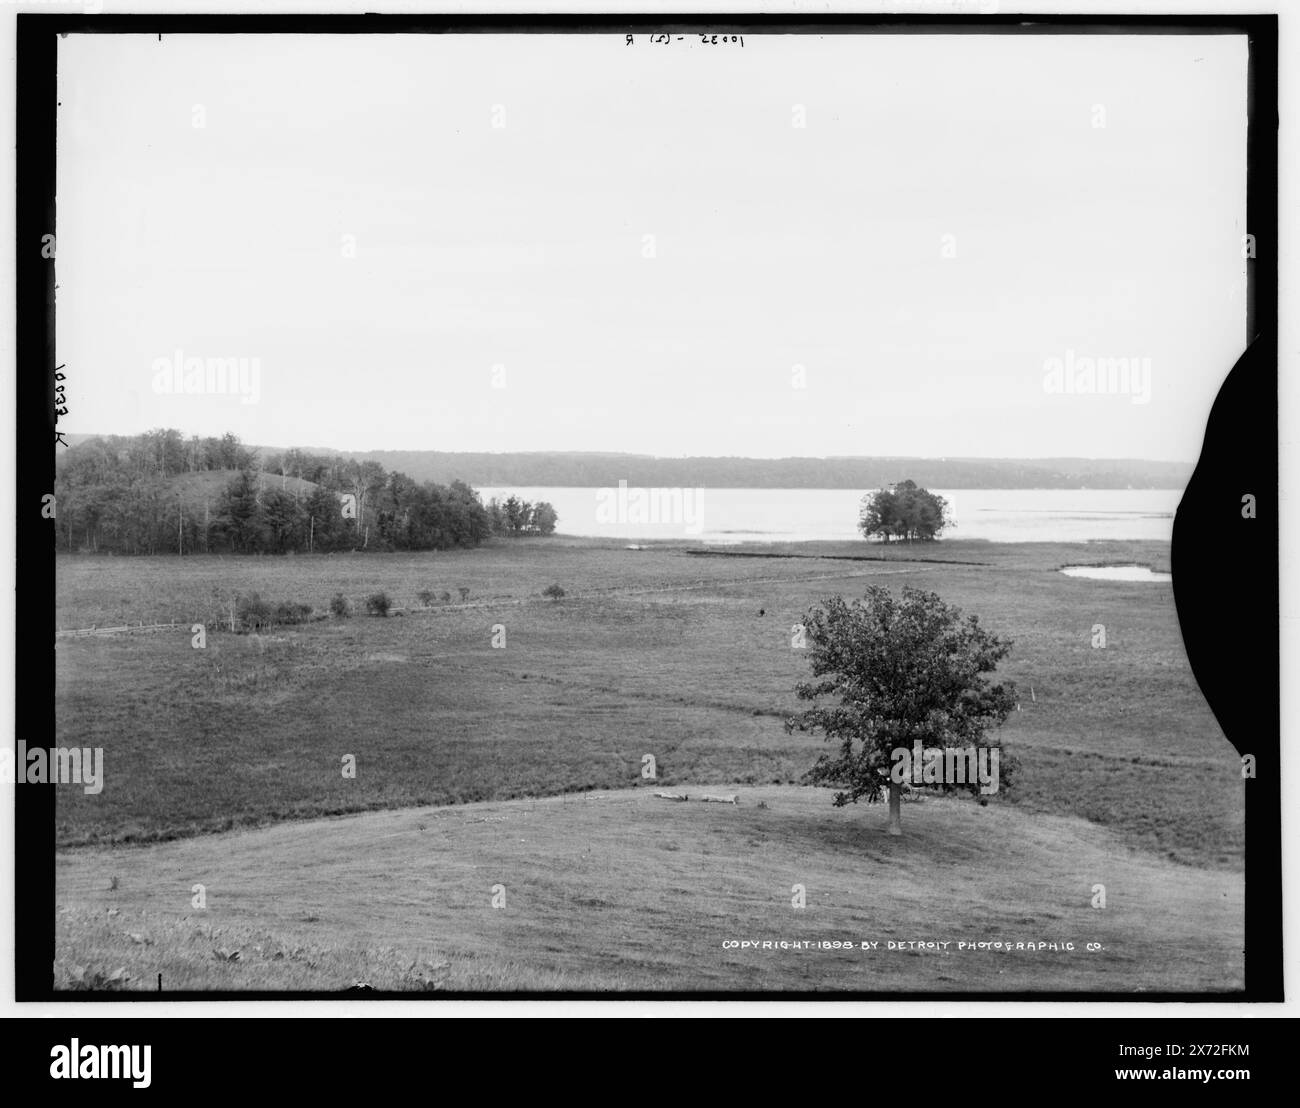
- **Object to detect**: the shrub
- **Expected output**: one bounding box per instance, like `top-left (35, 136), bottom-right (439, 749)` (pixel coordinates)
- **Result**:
top-left (458, 587), bottom-right (470, 602)
top-left (236, 592), bottom-right (273, 632)
top-left (274, 601), bottom-right (313, 626)
top-left (542, 584), bottom-right (566, 601)
top-left (417, 590), bottom-right (436, 607)
top-left (330, 593), bottom-right (351, 618)
top-left (61, 964), bottom-right (131, 991)
top-left (366, 591), bottom-right (392, 617)
top-left (440, 591), bottom-right (452, 603)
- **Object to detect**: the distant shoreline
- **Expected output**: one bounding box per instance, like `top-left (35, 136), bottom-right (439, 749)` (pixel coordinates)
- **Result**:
top-left (58, 434), bottom-right (1192, 491)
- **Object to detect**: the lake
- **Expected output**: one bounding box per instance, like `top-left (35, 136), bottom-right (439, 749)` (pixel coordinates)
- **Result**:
top-left (474, 487), bottom-right (1184, 545)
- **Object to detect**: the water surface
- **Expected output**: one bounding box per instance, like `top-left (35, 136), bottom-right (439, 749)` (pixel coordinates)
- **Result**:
top-left (1060, 565), bottom-right (1172, 582)
top-left (476, 487), bottom-right (1183, 544)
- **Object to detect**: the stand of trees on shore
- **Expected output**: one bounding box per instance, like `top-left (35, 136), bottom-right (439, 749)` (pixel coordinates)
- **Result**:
top-left (53, 429), bottom-right (557, 555)
top-left (486, 495), bottom-right (558, 538)
top-left (859, 480), bottom-right (951, 542)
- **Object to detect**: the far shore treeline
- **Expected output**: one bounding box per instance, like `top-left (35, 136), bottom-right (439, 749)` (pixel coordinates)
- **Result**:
top-left (53, 429), bottom-right (556, 555)
top-left (323, 449), bottom-right (1190, 490)
top-left (56, 434), bottom-right (1194, 491)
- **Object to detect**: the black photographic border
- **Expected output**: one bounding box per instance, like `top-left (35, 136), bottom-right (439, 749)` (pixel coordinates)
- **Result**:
top-left (16, 11), bottom-right (1280, 1003)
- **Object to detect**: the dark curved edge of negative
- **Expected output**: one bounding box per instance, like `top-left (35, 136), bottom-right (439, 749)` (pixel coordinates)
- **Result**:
top-left (1171, 333), bottom-right (1279, 999)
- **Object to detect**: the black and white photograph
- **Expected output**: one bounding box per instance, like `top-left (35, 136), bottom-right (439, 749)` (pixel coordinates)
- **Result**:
top-left (8, 6), bottom-right (1286, 1022)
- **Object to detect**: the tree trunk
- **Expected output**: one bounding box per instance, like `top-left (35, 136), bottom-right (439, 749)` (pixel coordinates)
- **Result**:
top-left (888, 781), bottom-right (903, 836)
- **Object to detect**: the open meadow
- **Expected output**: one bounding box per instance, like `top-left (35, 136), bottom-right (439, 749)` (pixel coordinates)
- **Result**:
top-left (52, 537), bottom-right (1245, 992)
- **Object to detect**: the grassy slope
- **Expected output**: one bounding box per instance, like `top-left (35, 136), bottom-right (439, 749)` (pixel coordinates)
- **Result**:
top-left (55, 784), bottom-right (1242, 993)
top-left (168, 469), bottom-right (321, 503)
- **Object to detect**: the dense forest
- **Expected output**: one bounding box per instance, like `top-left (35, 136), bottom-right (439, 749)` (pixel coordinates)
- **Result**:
top-left (53, 430), bottom-right (556, 555)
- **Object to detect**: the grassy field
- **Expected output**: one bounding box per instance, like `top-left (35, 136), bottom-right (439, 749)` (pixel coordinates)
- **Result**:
top-left (52, 536), bottom-right (1244, 991)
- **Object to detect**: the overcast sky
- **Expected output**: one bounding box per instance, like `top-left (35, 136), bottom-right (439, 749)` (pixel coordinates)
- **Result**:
top-left (56, 31), bottom-right (1247, 461)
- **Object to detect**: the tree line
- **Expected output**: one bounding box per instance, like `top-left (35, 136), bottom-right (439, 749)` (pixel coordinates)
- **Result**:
top-left (346, 449), bottom-right (1192, 490)
top-left (54, 429), bottom-right (557, 555)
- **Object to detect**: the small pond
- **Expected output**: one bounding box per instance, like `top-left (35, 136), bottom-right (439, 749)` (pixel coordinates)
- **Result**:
top-left (1059, 565), bottom-right (1172, 582)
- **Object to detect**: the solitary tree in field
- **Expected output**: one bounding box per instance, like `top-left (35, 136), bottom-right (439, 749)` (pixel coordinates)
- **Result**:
top-left (542, 584), bottom-right (566, 602)
top-left (785, 585), bottom-right (1016, 836)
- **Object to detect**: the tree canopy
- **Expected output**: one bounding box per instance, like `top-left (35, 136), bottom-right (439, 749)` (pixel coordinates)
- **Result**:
top-left (786, 585), bottom-right (1017, 835)
top-left (858, 480), bottom-right (951, 542)
top-left (53, 429), bottom-right (557, 555)
top-left (486, 495), bottom-right (559, 537)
